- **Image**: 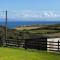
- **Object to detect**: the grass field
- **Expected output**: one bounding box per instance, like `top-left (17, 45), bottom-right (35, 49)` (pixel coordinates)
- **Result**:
top-left (0, 47), bottom-right (60, 60)
top-left (29, 30), bottom-right (60, 34)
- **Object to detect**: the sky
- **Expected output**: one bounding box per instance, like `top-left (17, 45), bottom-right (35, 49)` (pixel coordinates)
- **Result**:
top-left (0, 0), bottom-right (60, 21)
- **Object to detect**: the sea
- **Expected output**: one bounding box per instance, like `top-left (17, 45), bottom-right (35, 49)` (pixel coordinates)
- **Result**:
top-left (0, 20), bottom-right (60, 29)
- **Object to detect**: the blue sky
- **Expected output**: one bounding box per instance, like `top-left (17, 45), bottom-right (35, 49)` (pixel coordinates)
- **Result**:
top-left (0, 0), bottom-right (60, 10)
top-left (0, 0), bottom-right (60, 21)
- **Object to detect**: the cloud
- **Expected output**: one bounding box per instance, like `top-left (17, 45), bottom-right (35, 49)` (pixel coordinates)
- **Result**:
top-left (0, 10), bottom-right (60, 21)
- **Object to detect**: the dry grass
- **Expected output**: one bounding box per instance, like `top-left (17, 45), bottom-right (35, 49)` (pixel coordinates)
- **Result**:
top-left (16, 26), bottom-right (40, 30)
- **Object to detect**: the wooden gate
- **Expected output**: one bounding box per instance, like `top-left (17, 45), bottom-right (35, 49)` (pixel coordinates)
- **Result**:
top-left (24, 38), bottom-right (47, 50)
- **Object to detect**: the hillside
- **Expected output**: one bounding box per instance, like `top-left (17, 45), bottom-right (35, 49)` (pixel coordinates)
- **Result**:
top-left (15, 24), bottom-right (60, 34)
top-left (0, 24), bottom-right (60, 40)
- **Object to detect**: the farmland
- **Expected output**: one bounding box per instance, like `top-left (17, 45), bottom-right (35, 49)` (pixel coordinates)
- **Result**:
top-left (16, 24), bottom-right (60, 34)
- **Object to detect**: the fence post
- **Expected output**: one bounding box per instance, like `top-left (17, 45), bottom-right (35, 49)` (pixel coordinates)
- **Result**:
top-left (58, 40), bottom-right (59, 52)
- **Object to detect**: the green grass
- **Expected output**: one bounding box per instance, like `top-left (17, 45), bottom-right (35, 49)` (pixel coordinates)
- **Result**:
top-left (29, 30), bottom-right (60, 34)
top-left (0, 47), bottom-right (60, 60)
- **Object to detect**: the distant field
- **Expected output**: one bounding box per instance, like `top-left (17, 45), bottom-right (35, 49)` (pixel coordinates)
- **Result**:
top-left (15, 24), bottom-right (60, 34)
top-left (16, 26), bottom-right (40, 30)
top-left (28, 30), bottom-right (60, 34)
top-left (0, 47), bottom-right (60, 60)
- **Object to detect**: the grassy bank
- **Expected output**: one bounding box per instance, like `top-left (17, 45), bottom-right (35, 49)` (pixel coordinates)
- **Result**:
top-left (0, 47), bottom-right (60, 60)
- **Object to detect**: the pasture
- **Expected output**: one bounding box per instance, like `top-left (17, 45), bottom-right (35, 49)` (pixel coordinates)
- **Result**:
top-left (0, 47), bottom-right (60, 60)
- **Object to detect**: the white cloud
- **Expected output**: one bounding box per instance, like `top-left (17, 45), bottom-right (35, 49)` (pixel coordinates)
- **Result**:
top-left (0, 10), bottom-right (60, 21)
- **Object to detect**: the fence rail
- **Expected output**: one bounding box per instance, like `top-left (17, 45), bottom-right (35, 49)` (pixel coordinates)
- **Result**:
top-left (47, 41), bottom-right (60, 52)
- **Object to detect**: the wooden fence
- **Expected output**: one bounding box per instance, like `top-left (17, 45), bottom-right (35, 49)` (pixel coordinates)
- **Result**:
top-left (0, 38), bottom-right (60, 52)
top-left (0, 38), bottom-right (47, 50)
top-left (0, 39), bottom-right (25, 48)
top-left (5, 39), bottom-right (25, 47)
top-left (47, 40), bottom-right (60, 52)
top-left (24, 38), bottom-right (47, 50)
